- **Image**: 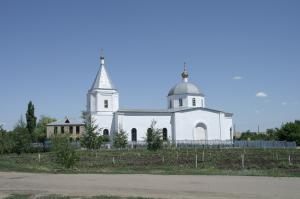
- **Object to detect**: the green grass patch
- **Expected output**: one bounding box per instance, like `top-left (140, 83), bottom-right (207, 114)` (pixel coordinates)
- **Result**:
top-left (0, 148), bottom-right (299, 177)
top-left (3, 194), bottom-right (155, 199)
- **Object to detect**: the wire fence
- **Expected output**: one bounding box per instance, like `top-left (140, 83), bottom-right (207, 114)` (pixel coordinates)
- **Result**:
top-left (126, 140), bottom-right (297, 149)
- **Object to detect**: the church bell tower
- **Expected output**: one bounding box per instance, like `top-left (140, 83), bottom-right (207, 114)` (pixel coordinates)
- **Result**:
top-left (87, 53), bottom-right (119, 135)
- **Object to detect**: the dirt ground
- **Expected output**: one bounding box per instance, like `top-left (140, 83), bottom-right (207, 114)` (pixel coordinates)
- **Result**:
top-left (0, 172), bottom-right (299, 199)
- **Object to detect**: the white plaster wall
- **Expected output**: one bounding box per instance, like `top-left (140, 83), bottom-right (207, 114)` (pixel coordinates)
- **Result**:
top-left (187, 96), bottom-right (205, 108)
top-left (92, 112), bottom-right (114, 135)
top-left (95, 91), bottom-right (118, 112)
top-left (87, 90), bottom-right (119, 113)
top-left (222, 117), bottom-right (233, 140)
top-left (174, 110), bottom-right (231, 141)
top-left (168, 94), bottom-right (188, 108)
top-left (117, 114), bottom-right (172, 141)
top-left (168, 95), bottom-right (205, 109)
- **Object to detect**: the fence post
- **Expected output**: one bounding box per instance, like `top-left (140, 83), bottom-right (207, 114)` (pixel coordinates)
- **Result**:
top-left (241, 153), bottom-right (245, 169)
top-left (176, 151), bottom-right (179, 161)
top-left (195, 154), bottom-right (198, 168)
top-left (202, 150), bottom-right (205, 162)
top-left (288, 155), bottom-right (291, 165)
top-left (112, 157), bottom-right (115, 165)
top-left (162, 156), bottom-right (165, 163)
top-left (38, 153), bottom-right (41, 163)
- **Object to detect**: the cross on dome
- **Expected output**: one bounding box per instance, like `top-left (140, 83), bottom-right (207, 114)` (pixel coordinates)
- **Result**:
top-left (181, 62), bottom-right (189, 81)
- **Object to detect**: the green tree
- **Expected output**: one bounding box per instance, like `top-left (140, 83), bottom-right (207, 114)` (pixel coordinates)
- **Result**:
top-left (12, 117), bottom-right (31, 154)
top-left (26, 101), bottom-right (37, 141)
top-left (0, 125), bottom-right (13, 154)
top-left (34, 115), bottom-right (56, 142)
top-left (113, 128), bottom-right (128, 148)
top-left (276, 120), bottom-right (300, 145)
top-left (51, 134), bottom-right (78, 168)
top-left (146, 120), bottom-right (163, 151)
top-left (80, 111), bottom-right (102, 150)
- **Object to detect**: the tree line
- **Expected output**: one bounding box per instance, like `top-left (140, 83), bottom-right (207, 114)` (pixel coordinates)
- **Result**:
top-left (0, 101), bottom-right (56, 154)
top-left (236, 120), bottom-right (300, 145)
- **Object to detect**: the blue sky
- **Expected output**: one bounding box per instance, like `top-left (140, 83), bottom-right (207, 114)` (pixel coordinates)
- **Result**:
top-left (0, 0), bottom-right (299, 132)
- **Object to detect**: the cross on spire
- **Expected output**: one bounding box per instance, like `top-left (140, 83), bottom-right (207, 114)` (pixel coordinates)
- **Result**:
top-left (100, 48), bottom-right (104, 59)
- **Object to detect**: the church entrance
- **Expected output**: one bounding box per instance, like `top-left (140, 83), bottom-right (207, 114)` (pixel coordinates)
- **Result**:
top-left (194, 123), bottom-right (207, 140)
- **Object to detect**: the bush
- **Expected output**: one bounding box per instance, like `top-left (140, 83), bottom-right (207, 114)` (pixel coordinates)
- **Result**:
top-left (0, 126), bottom-right (14, 154)
top-left (146, 120), bottom-right (163, 151)
top-left (11, 121), bottom-right (31, 155)
top-left (51, 134), bottom-right (78, 168)
top-left (113, 129), bottom-right (128, 148)
top-left (80, 111), bottom-right (103, 150)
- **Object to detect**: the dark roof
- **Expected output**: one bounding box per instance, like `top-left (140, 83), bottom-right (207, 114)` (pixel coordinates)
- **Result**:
top-left (46, 117), bottom-right (84, 126)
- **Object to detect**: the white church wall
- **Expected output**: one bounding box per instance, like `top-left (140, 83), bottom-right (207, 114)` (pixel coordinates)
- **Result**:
top-left (94, 90), bottom-right (118, 112)
top-left (92, 112), bottom-right (114, 135)
top-left (186, 96), bottom-right (205, 108)
top-left (222, 116), bottom-right (233, 140)
top-left (117, 113), bottom-right (172, 142)
top-left (174, 110), bottom-right (230, 141)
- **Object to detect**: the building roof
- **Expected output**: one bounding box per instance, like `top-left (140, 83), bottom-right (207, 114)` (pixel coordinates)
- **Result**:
top-left (117, 107), bottom-right (233, 116)
top-left (46, 117), bottom-right (84, 126)
top-left (168, 82), bottom-right (203, 96)
top-left (168, 66), bottom-right (204, 96)
top-left (90, 56), bottom-right (116, 90)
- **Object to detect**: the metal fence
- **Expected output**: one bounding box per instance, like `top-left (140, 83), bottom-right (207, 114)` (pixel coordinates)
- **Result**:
top-left (38, 140), bottom-right (297, 150)
top-left (127, 140), bottom-right (297, 149)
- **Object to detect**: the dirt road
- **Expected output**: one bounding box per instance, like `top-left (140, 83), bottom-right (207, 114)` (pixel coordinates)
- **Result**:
top-left (0, 172), bottom-right (299, 199)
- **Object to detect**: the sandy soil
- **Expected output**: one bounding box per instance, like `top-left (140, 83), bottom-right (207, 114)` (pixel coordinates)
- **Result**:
top-left (0, 172), bottom-right (299, 199)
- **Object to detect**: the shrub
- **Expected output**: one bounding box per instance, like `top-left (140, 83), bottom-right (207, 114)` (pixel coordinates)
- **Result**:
top-left (146, 120), bottom-right (163, 151)
top-left (51, 134), bottom-right (78, 168)
top-left (113, 128), bottom-right (128, 148)
top-left (80, 111), bottom-right (103, 150)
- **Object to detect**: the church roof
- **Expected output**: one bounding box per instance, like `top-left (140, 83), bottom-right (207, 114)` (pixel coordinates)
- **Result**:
top-left (117, 107), bottom-right (233, 116)
top-left (168, 82), bottom-right (203, 96)
top-left (168, 64), bottom-right (204, 96)
top-left (90, 56), bottom-right (116, 90)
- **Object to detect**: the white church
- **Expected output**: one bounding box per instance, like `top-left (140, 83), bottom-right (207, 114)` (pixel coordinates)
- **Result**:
top-left (87, 55), bottom-right (233, 143)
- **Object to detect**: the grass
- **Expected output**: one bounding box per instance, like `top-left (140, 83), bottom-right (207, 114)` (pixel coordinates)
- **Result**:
top-left (4, 194), bottom-right (154, 199)
top-left (0, 148), bottom-right (299, 177)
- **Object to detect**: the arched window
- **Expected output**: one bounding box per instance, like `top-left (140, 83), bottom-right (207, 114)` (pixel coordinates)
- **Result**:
top-left (169, 100), bottom-right (172, 109)
top-left (192, 98), bottom-right (196, 106)
top-left (131, 128), bottom-right (137, 142)
top-left (103, 129), bottom-right (109, 136)
top-left (179, 98), bottom-right (183, 107)
top-left (162, 128), bottom-right (168, 141)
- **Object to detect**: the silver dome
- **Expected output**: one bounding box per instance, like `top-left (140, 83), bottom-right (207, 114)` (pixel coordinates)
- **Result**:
top-left (168, 82), bottom-right (203, 96)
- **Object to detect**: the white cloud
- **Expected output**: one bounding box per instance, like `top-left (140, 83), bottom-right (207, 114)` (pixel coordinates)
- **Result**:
top-left (255, 110), bottom-right (260, 114)
top-left (256, 92), bottom-right (268, 98)
top-left (281, 102), bottom-right (287, 106)
top-left (233, 76), bottom-right (243, 80)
